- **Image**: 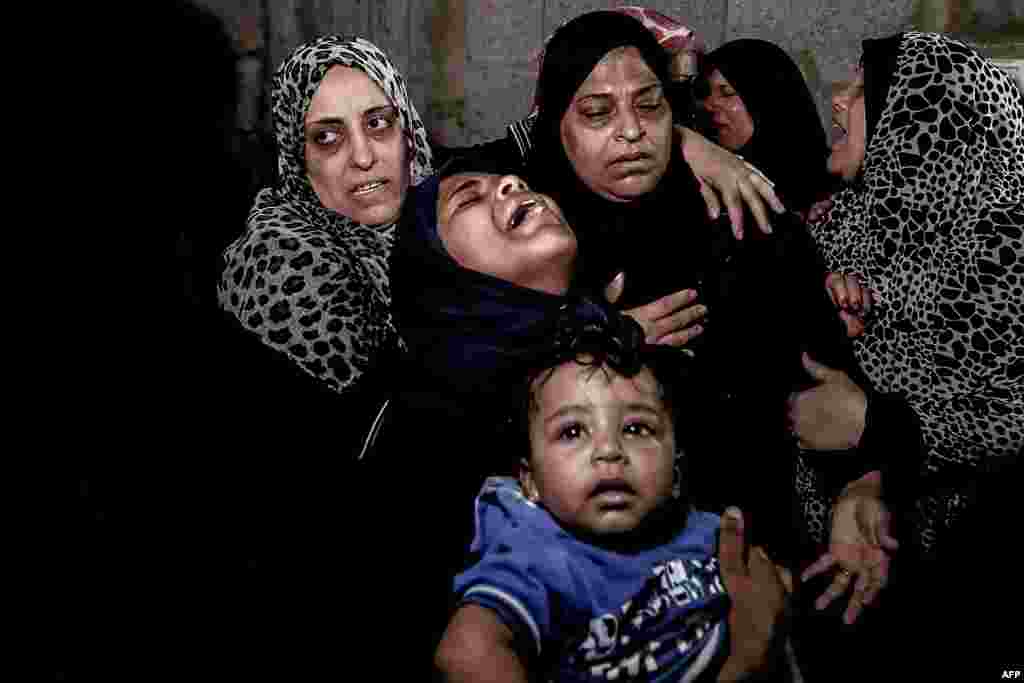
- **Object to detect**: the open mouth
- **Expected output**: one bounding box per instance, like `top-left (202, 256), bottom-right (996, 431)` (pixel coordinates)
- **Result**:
top-left (590, 478), bottom-right (636, 499)
top-left (508, 198), bottom-right (541, 230)
top-left (352, 180), bottom-right (387, 196)
top-left (831, 120), bottom-right (848, 144)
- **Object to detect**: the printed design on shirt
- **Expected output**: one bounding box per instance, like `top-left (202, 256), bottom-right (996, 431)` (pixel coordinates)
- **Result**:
top-left (558, 556), bottom-right (726, 681)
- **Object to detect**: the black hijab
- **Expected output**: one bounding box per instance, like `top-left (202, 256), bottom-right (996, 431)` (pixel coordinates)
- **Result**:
top-left (702, 39), bottom-right (835, 213)
top-left (525, 11), bottom-right (710, 309)
top-left (390, 153), bottom-right (614, 404)
top-left (859, 34), bottom-right (902, 146)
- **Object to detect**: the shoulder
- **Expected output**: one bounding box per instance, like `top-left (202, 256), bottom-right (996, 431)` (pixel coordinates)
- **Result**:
top-left (217, 197), bottom-right (398, 394)
top-left (461, 478), bottom-right (579, 591)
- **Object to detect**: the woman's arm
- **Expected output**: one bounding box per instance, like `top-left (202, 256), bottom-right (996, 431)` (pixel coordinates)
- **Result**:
top-left (436, 605), bottom-right (531, 683)
top-left (491, 113), bottom-right (786, 238)
top-left (676, 125), bottom-right (786, 239)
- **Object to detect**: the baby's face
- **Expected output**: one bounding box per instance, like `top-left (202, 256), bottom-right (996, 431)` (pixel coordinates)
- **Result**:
top-left (521, 359), bottom-right (676, 538)
top-left (437, 172), bottom-right (576, 295)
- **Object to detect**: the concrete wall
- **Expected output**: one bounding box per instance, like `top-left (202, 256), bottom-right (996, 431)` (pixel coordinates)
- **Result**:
top-left (195, 0), bottom-right (1022, 146)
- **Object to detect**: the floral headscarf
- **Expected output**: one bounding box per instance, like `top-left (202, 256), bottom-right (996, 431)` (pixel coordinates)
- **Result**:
top-left (813, 32), bottom-right (1024, 553)
top-left (219, 36), bottom-right (433, 393)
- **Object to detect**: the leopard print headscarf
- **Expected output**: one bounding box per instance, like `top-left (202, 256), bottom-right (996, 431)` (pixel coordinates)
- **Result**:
top-left (812, 32), bottom-right (1024, 554)
top-left (219, 36), bottom-right (433, 393)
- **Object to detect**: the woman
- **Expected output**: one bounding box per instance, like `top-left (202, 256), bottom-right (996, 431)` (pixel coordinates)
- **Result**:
top-left (810, 32), bottom-right (1023, 557)
top-left (506, 6), bottom-right (781, 240)
top-left (395, 5), bottom-right (907, 630)
top-left (219, 35), bottom-right (433, 402)
top-left (699, 38), bottom-right (836, 217)
top-left (519, 5), bottom-right (705, 130)
top-left (797, 31), bottom-right (1023, 676)
top-left (514, 14), bottom-right (924, 662)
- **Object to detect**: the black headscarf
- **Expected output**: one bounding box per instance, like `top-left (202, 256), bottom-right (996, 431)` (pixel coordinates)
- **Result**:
top-left (390, 152), bottom-right (614, 403)
top-left (525, 11), bottom-right (710, 309)
top-left (859, 34), bottom-right (902, 145)
top-left (702, 39), bottom-right (835, 213)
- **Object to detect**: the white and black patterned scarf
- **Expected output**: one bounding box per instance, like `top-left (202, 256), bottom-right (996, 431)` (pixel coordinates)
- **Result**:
top-left (219, 36), bottom-right (433, 393)
top-left (813, 32), bottom-right (1024, 553)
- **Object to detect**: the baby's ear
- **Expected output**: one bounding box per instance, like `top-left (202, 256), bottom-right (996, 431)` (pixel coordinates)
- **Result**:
top-left (519, 459), bottom-right (539, 502)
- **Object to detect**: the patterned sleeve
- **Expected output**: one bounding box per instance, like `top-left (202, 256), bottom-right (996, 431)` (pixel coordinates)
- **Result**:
top-left (218, 208), bottom-right (399, 394)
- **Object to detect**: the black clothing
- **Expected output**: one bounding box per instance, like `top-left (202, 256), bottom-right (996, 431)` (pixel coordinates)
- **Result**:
top-left (701, 39), bottom-right (836, 214)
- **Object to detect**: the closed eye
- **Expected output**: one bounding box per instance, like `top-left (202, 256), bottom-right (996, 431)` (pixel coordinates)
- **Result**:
top-left (454, 193), bottom-right (482, 213)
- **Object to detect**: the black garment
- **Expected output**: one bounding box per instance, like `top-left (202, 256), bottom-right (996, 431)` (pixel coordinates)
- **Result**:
top-left (531, 143), bottom-right (917, 562)
top-left (521, 11), bottom-right (918, 560)
top-left (860, 34), bottom-right (902, 144)
top-left (701, 39), bottom-right (836, 214)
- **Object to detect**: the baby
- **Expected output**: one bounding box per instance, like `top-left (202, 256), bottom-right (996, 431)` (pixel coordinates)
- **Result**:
top-left (434, 310), bottom-right (789, 682)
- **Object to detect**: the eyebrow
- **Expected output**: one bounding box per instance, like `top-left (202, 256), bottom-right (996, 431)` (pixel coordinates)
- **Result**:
top-left (543, 404), bottom-right (589, 425)
top-left (307, 105), bottom-right (397, 127)
top-left (577, 82), bottom-right (662, 103)
top-left (542, 401), bottom-right (663, 425)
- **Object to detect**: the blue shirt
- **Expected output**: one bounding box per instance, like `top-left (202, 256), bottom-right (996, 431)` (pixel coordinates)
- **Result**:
top-left (455, 477), bottom-right (729, 682)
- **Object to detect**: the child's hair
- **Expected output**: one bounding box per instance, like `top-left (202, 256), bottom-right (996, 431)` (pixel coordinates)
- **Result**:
top-left (515, 300), bottom-right (701, 459)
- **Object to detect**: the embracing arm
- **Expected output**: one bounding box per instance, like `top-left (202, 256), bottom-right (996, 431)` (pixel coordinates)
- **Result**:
top-left (436, 605), bottom-right (532, 683)
top-left (491, 113), bottom-right (785, 238)
top-left (778, 218), bottom-right (923, 497)
top-left (675, 125), bottom-right (786, 239)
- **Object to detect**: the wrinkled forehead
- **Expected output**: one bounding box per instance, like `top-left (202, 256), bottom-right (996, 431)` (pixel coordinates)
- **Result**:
top-left (305, 64), bottom-right (393, 122)
top-left (596, 45), bottom-right (658, 78)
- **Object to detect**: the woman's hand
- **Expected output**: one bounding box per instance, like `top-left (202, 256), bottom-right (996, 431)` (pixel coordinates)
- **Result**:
top-left (806, 196), bottom-right (834, 224)
top-left (606, 274), bottom-right (706, 346)
top-left (718, 507), bottom-right (792, 681)
top-left (787, 353), bottom-right (867, 450)
top-left (801, 473), bottom-right (898, 625)
top-left (676, 125), bottom-right (786, 240)
top-left (825, 272), bottom-right (872, 338)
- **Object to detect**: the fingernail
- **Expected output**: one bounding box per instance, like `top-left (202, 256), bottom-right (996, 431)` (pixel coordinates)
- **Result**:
top-left (710, 207), bottom-right (720, 219)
